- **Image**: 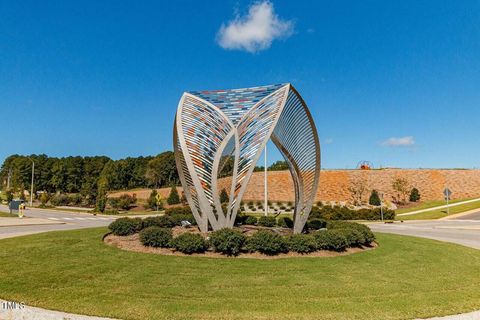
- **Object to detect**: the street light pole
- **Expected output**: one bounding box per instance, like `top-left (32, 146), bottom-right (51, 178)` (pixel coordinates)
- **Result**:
top-left (30, 160), bottom-right (35, 207)
top-left (264, 145), bottom-right (268, 217)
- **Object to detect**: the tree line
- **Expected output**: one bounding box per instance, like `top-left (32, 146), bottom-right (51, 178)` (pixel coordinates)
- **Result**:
top-left (0, 153), bottom-right (289, 201)
top-left (0, 152), bottom-right (179, 202)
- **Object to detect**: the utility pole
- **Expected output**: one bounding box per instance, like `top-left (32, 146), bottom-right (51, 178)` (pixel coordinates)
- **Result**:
top-left (30, 160), bottom-right (35, 207)
top-left (264, 145), bottom-right (268, 217)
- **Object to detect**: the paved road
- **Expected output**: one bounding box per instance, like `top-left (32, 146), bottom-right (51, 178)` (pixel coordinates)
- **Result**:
top-left (367, 213), bottom-right (480, 249)
top-left (451, 210), bottom-right (480, 220)
top-left (0, 205), bottom-right (116, 239)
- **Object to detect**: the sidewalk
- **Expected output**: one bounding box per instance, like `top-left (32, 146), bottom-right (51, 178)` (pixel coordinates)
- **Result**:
top-left (397, 198), bottom-right (480, 217)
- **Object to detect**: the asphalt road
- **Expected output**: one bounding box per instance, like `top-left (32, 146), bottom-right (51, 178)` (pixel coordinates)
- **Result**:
top-left (0, 205), bottom-right (116, 239)
top-left (367, 211), bottom-right (480, 249)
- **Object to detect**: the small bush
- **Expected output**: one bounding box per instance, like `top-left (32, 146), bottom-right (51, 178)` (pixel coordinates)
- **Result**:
top-left (209, 228), bottom-right (246, 256)
top-left (307, 218), bottom-right (327, 230)
top-left (369, 190), bottom-right (381, 206)
top-left (410, 187), bottom-right (421, 202)
top-left (234, 214), bottom-right (247, 225)
top-left (326, 221), bottom-right (375, 246)
top-left (219, 188), bottom-right (229, 204)
top-left (287, 234), bottom-right (317, 253)
top-left (244, 215), bottom-right (258, 225)
top-left (50, 194), bottom-right (70, 206)
top-left (167, 185), bottom-right (180, 205)
top-left (257, 216), bottom-right (276, 227)
top-left (309, 205), bottom-right (395, 221)
top-left (245, 230), bottom-right (288, 255)
top-left (108, 194), bottom-right (136, 210)
top-left (277, 216), bottom-right (293, 228)
top-left (165, 207), bottom-right (196, 226)
top-left (336, 228), bottom-right (365, 247)
top-left (172, 233), bottom-right (208, 254)
top-left (142, 216), bottom-right (175, 229)
top-left (139, 227), bottom-right (173, 247)
top-left (108, 217), bottom-right (142, 236)
top-left (313, 230), bottom-right (348, 252)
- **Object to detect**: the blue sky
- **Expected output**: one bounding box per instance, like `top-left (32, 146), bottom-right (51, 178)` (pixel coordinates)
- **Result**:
top-left (1, 0), bottom-right (479, 168)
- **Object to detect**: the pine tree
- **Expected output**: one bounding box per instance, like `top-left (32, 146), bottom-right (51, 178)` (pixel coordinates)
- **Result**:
top-left (147, 189), bottom-right (158, 210)
top-left (369, 189), bottom-right (381, 206)
top-left (219, 188), bottom-right (229, 204)
top-left (409, 187), bottom-right (421, 202)
top-left (167, 185), bottom-right (180, 205)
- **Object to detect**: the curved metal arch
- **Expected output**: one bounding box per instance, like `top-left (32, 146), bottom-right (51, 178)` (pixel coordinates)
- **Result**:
top-left (174, 84), bottom-right (321, 233)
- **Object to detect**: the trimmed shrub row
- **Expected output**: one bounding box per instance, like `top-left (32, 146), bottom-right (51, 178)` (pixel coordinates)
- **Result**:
top-left (310, 205), bottom-right (395, 221)
top-left (108, 209), bottom-right (196, 236)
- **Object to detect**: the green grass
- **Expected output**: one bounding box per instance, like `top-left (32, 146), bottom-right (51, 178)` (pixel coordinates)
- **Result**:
top-left (0, 211), bottom-right (16, 217)
top-left (395, 198), bottom-right (474, 214)
top-left (1, 229), bottom-right (480, 319)
top-left (398, 200), bottom-right (480, 220)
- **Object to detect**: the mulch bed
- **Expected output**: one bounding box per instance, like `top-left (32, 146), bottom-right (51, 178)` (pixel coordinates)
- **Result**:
top-left (104, 226), bottom-right (377, 259)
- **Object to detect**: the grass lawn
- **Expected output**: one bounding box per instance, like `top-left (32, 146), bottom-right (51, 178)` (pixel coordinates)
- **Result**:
top-left (395, 198), bottom-right (475, 214)
top-left (1, 229), bottom-right (480, 319)
top-left (0, 211), bottom-right (16, 217)
top-left (398, 200), bottom-right (480, 220)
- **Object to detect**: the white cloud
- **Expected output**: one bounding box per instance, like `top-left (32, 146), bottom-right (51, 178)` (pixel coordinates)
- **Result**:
top-left (216, 1), bottom-right (294, 53)
top-left (325, 138), bottom-right (333, 144)
top-left (382, 136), bottom-right (415, 147)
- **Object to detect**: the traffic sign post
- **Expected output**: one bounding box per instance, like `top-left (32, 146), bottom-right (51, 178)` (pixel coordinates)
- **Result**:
top-left (443, 187), bottom-right (452, 215)
top-left (379, 192), bottom-right (385, 222)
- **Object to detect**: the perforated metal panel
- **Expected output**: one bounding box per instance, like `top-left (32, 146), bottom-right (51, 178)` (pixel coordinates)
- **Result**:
top-left (174, 84), bottom-right (320, 233)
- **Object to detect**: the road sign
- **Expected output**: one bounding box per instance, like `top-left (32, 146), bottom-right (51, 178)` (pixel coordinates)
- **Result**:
top-left (444, 187), bottom-right (452, 215)
top-left (443, 188), bottom-right (452, 200)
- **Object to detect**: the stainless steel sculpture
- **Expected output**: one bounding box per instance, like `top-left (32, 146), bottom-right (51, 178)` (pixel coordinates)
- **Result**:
top-left (174, 83), bottom-right (320, 233)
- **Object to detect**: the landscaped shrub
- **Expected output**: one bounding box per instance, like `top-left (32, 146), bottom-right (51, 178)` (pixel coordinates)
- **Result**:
top-left (307, 218), bottom-right (327, 230)
top-left (172, 233), bottom-right (208, 254)
top-left (326, 221), bottom-right (375, 246)
top-left (139, 227), bottom-right (173, 247)
top-left (257, 216), bottom-right (276, 227)
top-left (309, 205), bottom-right (395, 221)
top-left (244, 215), bottom-right (258, 225)
top-left (165, 207), bottom-right (196, 226)
top-left (142, 216), bottom-right (175, 229)
top-left (277, 216), bottom-right (293, 228)
top-left (245, 230), bottom-right (288, 255)
top-left (409, 187), bottom-right (421, 202)
top-left (209, 228), bottom-right (246, 256)
top-left (312, 230), bottom-right (348, 252)
top-left (287, 234), bottom-right (317, 253)
top-left (219, 188), bottom-right (229, 204)
top-left (108, 217), bottom-right (143, 236)
top-left (167, 185), bottom-right (180, 205)
top-left (369, 189), bottom-right (381, 206)
top-left (50, 194), bottom-right (70, 206)
top-left (108, 194), bottom-right (136, 210)
top-left (336, 228), bottom-right (365, 247)
top-left (234, 214), bottom-right (247, 225)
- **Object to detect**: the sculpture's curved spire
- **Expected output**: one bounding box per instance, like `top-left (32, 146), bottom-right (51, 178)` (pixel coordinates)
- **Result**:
top-left (174, 84), bottom-right (320, 233)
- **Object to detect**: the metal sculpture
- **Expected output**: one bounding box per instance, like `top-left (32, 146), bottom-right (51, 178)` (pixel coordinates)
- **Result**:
top-left (174, 83), bottom-right (320, 233)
